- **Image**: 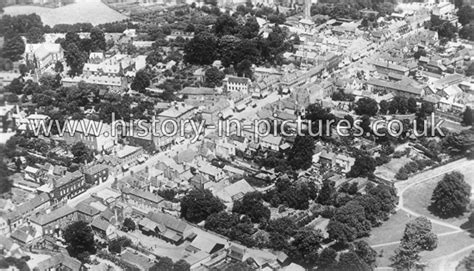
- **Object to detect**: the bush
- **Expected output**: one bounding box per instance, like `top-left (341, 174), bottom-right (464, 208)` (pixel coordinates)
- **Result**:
top-left (395, 168), bottom-right (409, 180)
top-left (321, 206), bottom-right (336, 218)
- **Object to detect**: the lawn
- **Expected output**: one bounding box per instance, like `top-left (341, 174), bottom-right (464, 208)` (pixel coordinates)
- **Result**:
top-left (375, 157), bottom-right (411, 181)
top-left (371, 231), bottom-right (474, 269)
top-left (3, 0), bottom-right (128, 26)
top-left (419, 231), bottom-right (474, 263)
top-left (365, 210), bottom-right (454, 247)
top-left (403, 165), bottom-right (474, 227)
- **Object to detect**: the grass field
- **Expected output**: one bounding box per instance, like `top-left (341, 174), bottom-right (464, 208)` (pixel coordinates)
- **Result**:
top-left (371, 231), bottom-right (474, 269)
top-left (403, 165), bottom-right (474, 227)
top-left (375, 157), bottom-right (411, 181)
top-left (365, 210), bottom-right (454, 246)
top-left (3, 0), bottom-right (128, 26)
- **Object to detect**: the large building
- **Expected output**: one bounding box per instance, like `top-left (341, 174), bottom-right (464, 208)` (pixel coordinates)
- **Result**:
top-left (51, 171), bottom-right (86, 203)
top-left (62, 119), bottom-right (117, 152)
top-left (24, 43), bottom-right (63, 75)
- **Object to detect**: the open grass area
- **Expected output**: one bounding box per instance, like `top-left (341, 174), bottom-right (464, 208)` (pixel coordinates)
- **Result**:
top-left (365, 210), bottom-right (454, 247)
top-left (375, 157), bottom-right (411, 181)
top-left (371, 231), bottom-right (474, 269)
top-left (403, 165), bottom-right (474, 227)
top-left (3, 0), bottom-right (128, 26)
top-left (420, 231), bottom-right (474, 262)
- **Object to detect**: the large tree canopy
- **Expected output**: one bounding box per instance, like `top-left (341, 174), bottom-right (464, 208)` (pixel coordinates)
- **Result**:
top-left (63, 221), bottom-right (96, 262)
top-left (431, 171), bottom-right (471, 217)
top-left (181, 189), bottom-right (225, 223)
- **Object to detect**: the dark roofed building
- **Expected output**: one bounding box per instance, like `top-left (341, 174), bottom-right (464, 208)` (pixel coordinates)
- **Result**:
top-left (180, 87), bottom-right (217, 99)
top-left (30, 205), bottom-right (78, 236)
top-left (147, 212), bottom-right (193, 244)
top-left (51, 171), bottom-right (86, 203)
top-left (83, 164), bottom-right (109, 185)
top-left (75, 202), bottom-right (101, 223)
top-left (35, 252), bottom-right (83, 271)
top-left (91, 216), bottom-right (116, 239)
top-left (366, 78), bottom-right (423, 97)
top-left (7, 192), bottom-right (51, 231)
top-left (123, 188), bottom-right (164, 212)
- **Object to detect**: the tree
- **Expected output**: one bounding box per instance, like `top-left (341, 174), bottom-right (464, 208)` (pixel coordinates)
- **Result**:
top-left (64, 43), bottom-right (88, 76)
top-left (347, 154), bottom-right (376, 178)
top-left (239, 17), bottom-right (260, 39)
top-left (266, 217), bottom-right (297, 238)
top-left (63, 221), bottom-right (96, 261)
top-left (235, 59), bottom-right (253, 78)
top-left (287, 135), bottom-right (314, 170)
top-left (151, 257), bottom-right (174, 271)
top-left (462, 106), bottom-right (473, 126)
top-left (402, 216), bottom-right (438, 251)
top-left (354, 240), bottom-right (377, 268)
top-left (54, 61), bottom-right (64, 73)
top-left (90, 27), bottom-right (106, 51)
top-left (146, 50), bottom-right (163, 67)
top-left (213, 14), bottom-right (239, 37)
top-left (379, 100), bottom-right (389, 115)
top-left (391, 241), bottom-right (420, 270)
top-left (290, 228), bottom-right (324, 267)
top-left (131, 69), bottom-right (151, 93)
top-left (468, 212), bottom-right (474, 227)
top-left (317, 247), bottom-right (338, 270)
top-left (233, 191), bottom-right (271, 223)
top-left (367, 184), bottom-right (398, 215)
top-left (204, 67), bottom-right (225, 88)
top-left (466, 62), bottom-right (474, 76)
top-left (0, 161), bottom-right (11, 194)
top-left (437, 21), bottom-right (458, 40)
top-left (26, 26), bottom-right (45, 43)
top-left (122, 217), bottom-right (136, 232)
top-left (460, 24), bottom-right (474, 41)
top-left (431, 171), bottom-right (471, 217)
top-left (414, 49), bottom-right (427, 60)
top-left (354, 194), bottom-right (384, 226)
top-left (205, 211), bottom-right (240, 235)
top-left (217, 35), bottom-right (240, 67)
top-left (407, 97), bottom-right (417, 114)
top-left (330, 200), bottom-right (372, 240)
top-left (2, 35), bottom-right (25, 61)
top-left (180, 189), bottom-right (225, 223)
top-left (173, 259), bottom-right (191, 271)
top-left (457, 5), bottom-right (474, 26)
top-left (355, 97), bottom-right (378, 116)
top-left (317, 179), bottom-right (337, 206)
top-left (71, 142), bottom-right (93, 164)
top-left (337, 252), bottom-right (371, 271)
top-left (184, 31), bottom-right (218, 65)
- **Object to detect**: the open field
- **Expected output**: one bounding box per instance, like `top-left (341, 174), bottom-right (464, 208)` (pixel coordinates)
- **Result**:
top-left (3, 0), bottom-right (128, 26)
top-left (372, 231), bottom-right (474, 269)
top-left (403, 165), bottom-right (474, 227)
top-left (375, 157), bottom-right (411, 181)
top-left (365, 209), bottom-right (454, 247)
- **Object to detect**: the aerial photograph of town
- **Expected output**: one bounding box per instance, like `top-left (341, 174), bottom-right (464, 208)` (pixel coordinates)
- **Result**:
top-left (0, 0), bottom-right (473, 270)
